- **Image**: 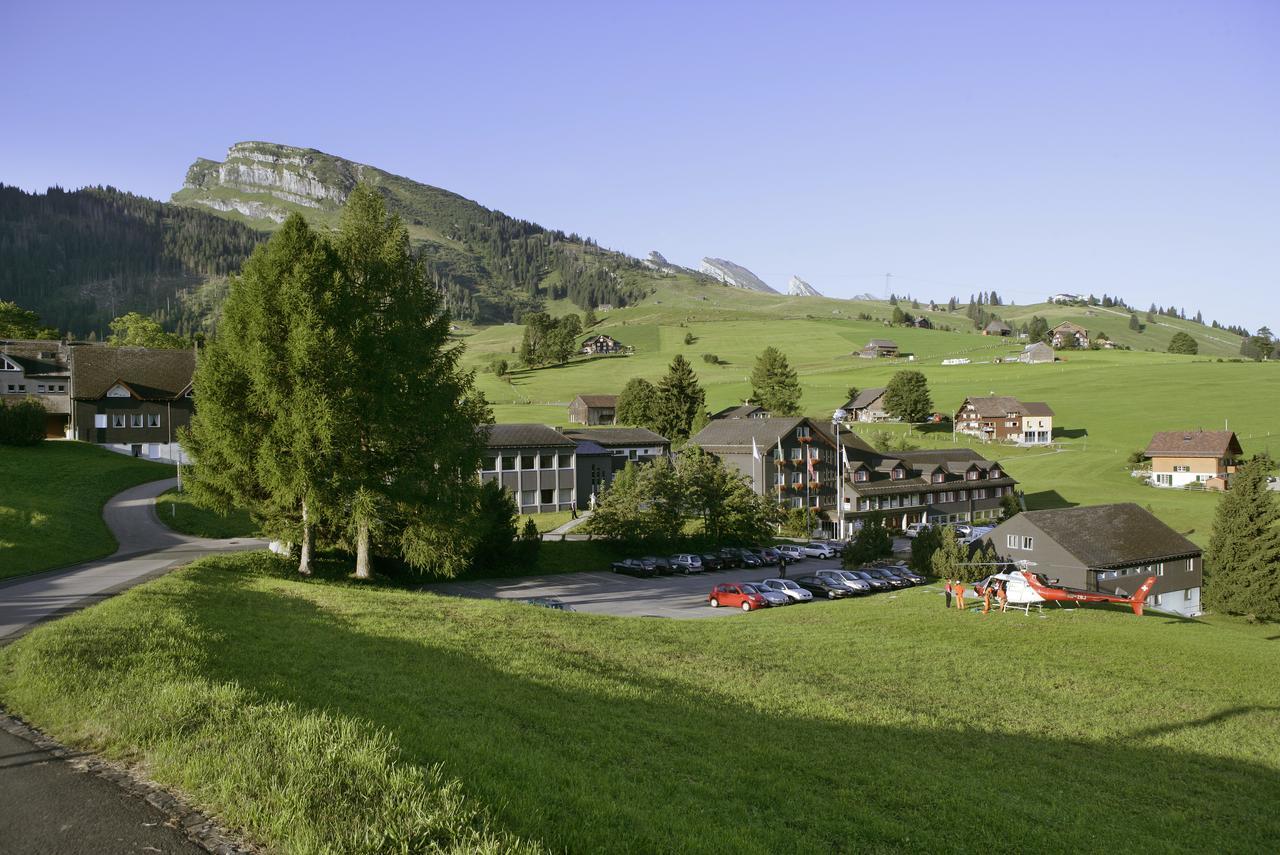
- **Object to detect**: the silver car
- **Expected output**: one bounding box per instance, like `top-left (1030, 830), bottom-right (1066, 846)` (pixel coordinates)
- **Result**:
top-left (820, 570), bottom-right (871, 594)
top-left (670, 553), bottom-right (704, 574)
top-left (759, 578), bottom-right (814, 603)
top-left (741, 582), bottom-right (790, 607)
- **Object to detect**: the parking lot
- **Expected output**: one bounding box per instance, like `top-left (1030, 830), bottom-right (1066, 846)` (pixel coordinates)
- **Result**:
top-left (424, 545), bottom-right (916, 619)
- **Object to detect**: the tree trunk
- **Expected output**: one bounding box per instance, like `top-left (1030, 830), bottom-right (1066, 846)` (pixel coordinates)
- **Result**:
top-left (299, 498), bottom-right (313, 576)
top-left (355, 520), bottom-right (371, 579)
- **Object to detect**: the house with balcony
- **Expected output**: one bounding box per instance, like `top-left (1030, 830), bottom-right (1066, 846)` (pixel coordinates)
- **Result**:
top-left (1049, 321), bottom-right (1089, 349)
top-left (857, 339), bottom-right (900, 359)
top-left (979, 503), bottom-right (1202, 617)
top-left (841, 448), bottom-right (1016, 532)
top-left (1144, 430), bottom-right (1243, 488)
top-left (1, 339), bottom-right (73, 437)
top-left (69, 346), bottom-right (195, 461)
top-left (954, 396), bottom-right (1054, 444)
top-left (580, 334), bottom-right (624, 355)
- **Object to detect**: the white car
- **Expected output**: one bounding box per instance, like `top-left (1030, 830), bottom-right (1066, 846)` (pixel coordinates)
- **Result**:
top-left (777, 545), bottom-right (806, 562)
top-left (801, 542), bottom-right (835, 559)
top-left (759, 578), bottom-right (814, 603)
top-left (903, 523), bottom-right (931, 539)
top-left (952, 524), bottom-right (974, 538)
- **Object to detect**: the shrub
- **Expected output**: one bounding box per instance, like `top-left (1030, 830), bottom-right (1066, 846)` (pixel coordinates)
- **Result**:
top-left (0, 399), bottom-right (46, 445)
top-left (684, 332), bottom-right (697, 345)
top-left (702, 353), bottom-right (721, 365)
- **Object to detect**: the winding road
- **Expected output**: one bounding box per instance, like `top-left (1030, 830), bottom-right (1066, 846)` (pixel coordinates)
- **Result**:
top-left (0, 478), bottom-right (268, 642)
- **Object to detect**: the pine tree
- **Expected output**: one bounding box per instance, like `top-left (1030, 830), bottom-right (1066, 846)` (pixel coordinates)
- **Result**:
top-left (1205, 459), bottom-right (1280, 618)
top-left (654, 354), bottom-right (706, 442)
top-left (1129, 313), bottom-right (1141, 332)
top-left (750, 346), bottom-right (802, 416)
top-left (930, 526), bottom-right (975, 581)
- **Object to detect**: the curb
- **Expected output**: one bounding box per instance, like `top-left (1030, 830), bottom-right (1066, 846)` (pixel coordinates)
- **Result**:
top-left (0, 707), bottom-right (259, 854)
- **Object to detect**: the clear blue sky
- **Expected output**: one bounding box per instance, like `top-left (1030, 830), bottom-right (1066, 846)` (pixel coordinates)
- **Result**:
top-left (3, 0), bottom-right (1277, 327)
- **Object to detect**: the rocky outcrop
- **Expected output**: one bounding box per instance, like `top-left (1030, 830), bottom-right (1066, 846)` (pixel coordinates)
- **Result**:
top-left (787, 275), bottom-right (822, 297)
top-left (698, 258), bottom-right (778, 294)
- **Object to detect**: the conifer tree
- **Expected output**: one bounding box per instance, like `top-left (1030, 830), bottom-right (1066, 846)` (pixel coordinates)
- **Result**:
top-left (750, 346), bottom-right (802, 416)
top-left (654, 354), bottom-right (705, 442)
top-left (1205, 459), bottom-right (1280, 618)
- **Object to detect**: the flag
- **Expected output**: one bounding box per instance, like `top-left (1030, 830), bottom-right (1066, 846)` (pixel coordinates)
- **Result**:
top-left (807, 444), bottom-right (816, 478)
top-left (752, 436), bottom-right (760, 460)
top-left (841, 443), bottom-right (849, 467)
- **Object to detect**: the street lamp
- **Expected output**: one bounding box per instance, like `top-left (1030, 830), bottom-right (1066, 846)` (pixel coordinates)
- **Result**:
top-left (832, 408), bottom-right (848, 540)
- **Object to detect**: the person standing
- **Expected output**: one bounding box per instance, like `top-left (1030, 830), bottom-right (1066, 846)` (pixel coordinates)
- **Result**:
top-left (779, 554), bottom-right (788, 579)
top-left (944, 579), bottom-right (953, 609)
top-left (997, 580), bottom-right (1008, 613)
top-left (570, 500), bottom-right (578, 520)
top-left (982, 582), bottom-right (992, 615)
top-left (955, 581), bottom-right (966, 611)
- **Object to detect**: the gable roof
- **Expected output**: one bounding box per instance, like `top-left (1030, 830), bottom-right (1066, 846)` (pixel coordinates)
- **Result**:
top-left (1, 340), bottom-right (71, 376)
top-left (1017, 503), bottom-right (1201, 568)
top-left (711, 404), bottom-right (769, 420)
top-left (580, 334), bottom-right (620, 345)
top-left (484, 424), bottom-right (577, 449)
top-left (866, 339), bottom-right (898, 348)
top-left (563, 427), bottom-right (670, 447)
top-left (985, 320), bottom-right (1011, 332)
top-left (1022, 341), bottom-right (1054, 354)
top-left (572, 394), bottom-right (618, 408)
top-left (1144, 430), bottom-right (1242, 458)
top-left (1021, 402), bottom-right (1055, 417)
top-left (958, 396), bottom-right (1053, 418)
top-left (1051, 321), bottom-right (1088, 334)
top-left (71, 346), bottom-right (195, 400)
top-left (842, 387), bottom-right (886, 410)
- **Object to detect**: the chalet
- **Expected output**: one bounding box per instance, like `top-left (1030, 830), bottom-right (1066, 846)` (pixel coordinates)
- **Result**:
top-left (841, 387), bottom-right (891, 423)
top-left (568, 394), bottom-right (618, 426)
top-left (911, 316), bottom-right (933, 329)
top-left (580, 334), bottom-right (624, 355)
top-left (1018, 342), bottom-right (1056, 364)
top-left (984, 320), bottom-right (1012, 336)
top-left (842, 447), bottom-right (1017, 532)
top-left (1144, 430), bottom-right (1243, 489)
top-left (980, 503), bottom-right (1202, 617)
top-left (69, 346), bottom-right (195, 461)
top-left (954, 396), bottom-right (1054, 444)
top-left (1, 339), bottom-right (73, 437)
top-left (1049, 321), bottom-right (1089, 349)
top-left (710, 404), bottom-right (771, 420)
top-left (480, 424), bottom-right (579, 514)
top-left (858, 339), bottom-right (899, 359)
top-left (562, 427), bottom-right (670, 504)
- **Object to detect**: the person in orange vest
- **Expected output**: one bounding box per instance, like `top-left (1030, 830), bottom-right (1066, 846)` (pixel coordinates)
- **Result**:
top-left (954, 580), bottom-right (966, 610)
top-left (997, 580), bottom-right (1009, 613)
top-left (982, 582), bottom-right (992, 615)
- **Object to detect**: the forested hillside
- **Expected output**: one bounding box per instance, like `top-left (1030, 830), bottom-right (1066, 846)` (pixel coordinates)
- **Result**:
top-left (0, 185), bottom-right (265, 337)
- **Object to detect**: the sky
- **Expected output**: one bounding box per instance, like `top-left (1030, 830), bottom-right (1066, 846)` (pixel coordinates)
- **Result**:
top-left (3, 0), bottom-right (1277, 327)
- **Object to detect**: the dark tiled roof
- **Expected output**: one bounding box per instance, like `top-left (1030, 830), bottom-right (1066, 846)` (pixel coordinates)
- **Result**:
top-left (711, 404), bottom-right (769, 419)
top-left (572, 440), bottom-right (610, 455)
top-left (867, 339), bottom-right (898, 348)
top-left (691, 416), bottom-right (807, 452)
top-left (1020, 503), bottom-right (1200, 568)
top-left (483, 424), bottom-right (578, 449)
top-left (572, 394), bottom-right (618, 407)
top-left (563, 427), bottom-right (670, 447)
top-left (71, 346), bottom-right (195, 400)
top-left (958, 396), bottom-right (1053, 418)
top-left (1, 340), bottom-right (71, 376)
top-left (842, 388), bottom-right (886, 410)
top-left (985, 320), bottom-right (1011, 332)
top-left (1022, 402), bottom-right (1055, 417)
top-left (1145, 430), bottom-right (1242, 458)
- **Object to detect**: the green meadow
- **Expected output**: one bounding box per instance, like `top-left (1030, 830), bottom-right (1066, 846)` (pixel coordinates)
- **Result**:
top-left (2, 553), bottom-right (1278, 853)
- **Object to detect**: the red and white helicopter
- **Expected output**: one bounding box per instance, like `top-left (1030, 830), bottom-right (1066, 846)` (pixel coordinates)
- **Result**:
top-left (971, 568), bottom-right (1158, 616)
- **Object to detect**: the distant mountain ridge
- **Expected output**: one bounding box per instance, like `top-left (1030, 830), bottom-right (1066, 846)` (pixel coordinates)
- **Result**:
top-left (787, 275), bottom-right (822, 297)
top-left (698, 257), bottom-right (778, 293)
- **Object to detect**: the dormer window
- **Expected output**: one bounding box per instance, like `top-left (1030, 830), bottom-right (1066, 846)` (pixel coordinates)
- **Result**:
top-left (854, 470), bottom-right (868, 482)
top-left (932, 473), bottom-right (945, 483)
top-left (966, 470), bottom-right (979, 480)
top-left (891, 468), bottom-right (906, 480)
top-left (107, 384), bottom-right (132, 398)
top-left (990, 468), bottom-right (1001, 479)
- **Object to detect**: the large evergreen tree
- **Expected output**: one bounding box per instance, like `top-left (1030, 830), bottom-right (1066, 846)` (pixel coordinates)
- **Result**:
top-left (883, 370), bottom-right (933, 423)
top-left (1204, 458), bottom-right (1280, 618)
top-left (654, 354), bottom-right (706, 442)
top-left (749, 346), bottom-right (802, 416)
top-left (1168, 331), bottom-right (1198, 355)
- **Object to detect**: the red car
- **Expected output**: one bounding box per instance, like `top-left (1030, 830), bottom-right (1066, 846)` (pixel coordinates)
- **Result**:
top-left (708, 583), bottom-right (768, 611)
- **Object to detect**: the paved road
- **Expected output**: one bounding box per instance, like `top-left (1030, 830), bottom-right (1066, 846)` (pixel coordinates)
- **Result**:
top-left (424, 555), bottom-right (899, 618)
top-left (0, 478), bottom-right (268, 641)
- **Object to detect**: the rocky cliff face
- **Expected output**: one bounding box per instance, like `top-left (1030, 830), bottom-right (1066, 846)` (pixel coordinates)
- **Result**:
top-left (698, 258), bottom-right (778, 294)
top-left (787, 275), bottom-right (822, 297)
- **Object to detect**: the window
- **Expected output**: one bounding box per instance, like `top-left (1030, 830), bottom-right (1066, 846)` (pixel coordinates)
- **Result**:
top-left (483, 456), bottom-right (498, 472)
top-left (540, 488), bottom-right (554, 505)
top-left (131, 414), bottom-right (144, 428)
top-left (1155, 474), bottom-right (1173, 486)
top-left (891, 468), bottom-right (905, 480)
top-left (36, 384), bottom-right (46, 393)
top-left (557, 453), bottom-right (572, 468)
top-left (1021, 536), bottom-right (1033, 550)
top-left (0, 356), bottom-right (18, 371)
top-left (854, 470), bottom-right (868, 482)
top-left (6, 383), bottom-right (25, 393)
top-left (629, 449), bottom-right (637, 460)
top-left (539, 453), bottom-right (554, 469)
top-left (791, 472), bottom-right (802, 485)
top-left (990, 469), bottom-right (1001, 479)
top-left (1157, 563), bottom-right (1165, 576)
top-left (796, 426), bottom-right (810, 438)
top-left (559, 488), bottom-right (573, 504)
top-left (111, 414), bottom-right (126, 428)
top-left (932, 473), bottom-right (945, 483)
top-left (502, 455), bottom-right (516, 471)
top-left (520, 455), bottom-right (535, 470)
top-left (1007, 535), bottom-right (1019, 549)
top-left (967, 470), bottom-right (979, 480)
top-left (775, 473), bottom-right (785, 485)
top-left (790, 447), bottom-right (802, 460)
top-left (974, 488), bottom-right (987, 499)
top-left (94, 414), bottom-right (107, 429)
top-left (520, 490), bottom-right (536, 508)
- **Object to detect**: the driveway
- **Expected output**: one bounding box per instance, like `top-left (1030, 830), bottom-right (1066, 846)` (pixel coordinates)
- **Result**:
top-left (425, 555), bottom-right (878, 618)
top-left (0, 478), bottom-right (268, 642)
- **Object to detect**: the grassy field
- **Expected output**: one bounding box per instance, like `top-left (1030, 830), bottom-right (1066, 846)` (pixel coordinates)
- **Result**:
top-left (1, 552), bottom-right (1277, 853)
top-left (0, 443), bottom-right (169, 580)
top-left (460, 279), bottom-right (1276, 544)
top-left (155, 489), bottom-right (258, 539)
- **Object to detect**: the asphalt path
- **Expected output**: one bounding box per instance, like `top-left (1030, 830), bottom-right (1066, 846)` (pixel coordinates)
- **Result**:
top-left (0, 478), bottom-right (268, 642)
top-left (424, 546), bottom-right (912, 618)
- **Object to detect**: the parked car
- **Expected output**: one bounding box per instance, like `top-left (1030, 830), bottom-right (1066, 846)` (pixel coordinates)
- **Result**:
top-left (716, 548), bottom-right (743, 568)
top-left (611, 559), bottom-right (655, 578)
top-left (876, 561), bottom-right (926, 584)
top-left (523, 597), bottom-right (575, 611)
top-left (822, 540), bottom-right (847, 554)
top-left (952, 524), bottom-right (974, 538)
top-left (741, 582), bottom-right (790, 607)
top-left (829, 570), bottom-right (874, 594)
top-left (864, 567), bottom-right (912, 589)
top-left (754, 546), bottom-right (781, 565)
top-left (734, 548), bottom-right (764, 568)
top-left (708, 582), bottom-right (767, 611)
top-left (846, 569), bottom-right (890, 592)
top-left (801, 542), bottom-right (836, 559)
top-left (700, 553), bottom-right (725, 571)
top-left (794, 574), bottom-right (852, 599)
top-left (759, 578), bottom-right (814, 603)
top-left (816, 570), bottom-right (867, 595)
top-left (645, 556), bottom-right (675, 576)
top-left (777, 544), bottom-right (806, 562)
top-left (670, 554), bottom-right (705, 574)
top-left (903, 523), bottom-right (932, 539)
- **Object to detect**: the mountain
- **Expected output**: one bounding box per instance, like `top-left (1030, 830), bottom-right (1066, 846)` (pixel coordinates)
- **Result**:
top-left (787, 275), bottom-right (822, 297)
top-left (698, 257), bottom-right (778, 293)
top-left (172, 141), bottom-right (653, 323)
top-left (0, 184), bottom-right (265, 337)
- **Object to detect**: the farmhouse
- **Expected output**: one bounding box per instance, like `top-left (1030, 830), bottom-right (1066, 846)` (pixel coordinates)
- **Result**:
top-left (984, 320), bottom-right (1012, 336)
top-left (910, 316), bottom-right (933, 329)
top-left (1144, 430), bottom-right (1243, 489)
top-left (857, 339), bottom-right (899, 359)
top-left (840, 387), bottom-right (891, 422)
top-left (1018, 342), bottom-right (1056, 364)
top-left (954, 396), bottom-right (1054, 444)
top-left (710, 403), bottom-right (771, 420)
top-left (580, 334), bottom-right (624, 355)
top-left (1049, 321), bottom-right (1089, 349)
top-left (480, 424), bottom-right (579, 514)
top-left (69, 346), bottom-right (195, 461)
top-left (980, 503), bottom-right (1202, 617)
top-left (1, 339), bottom-right (73, 437)
top-left (568, 394), bottom-right (618, 425)
top-left (842, 447), bottom-right (1016, 531)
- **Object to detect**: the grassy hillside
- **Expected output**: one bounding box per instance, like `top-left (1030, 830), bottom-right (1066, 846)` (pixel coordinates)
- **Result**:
top-left (465, 278), bottom-right (1274, 543)
top-left (2, 553), bottom-right (1277, 852)
top-left (0, 443), bottom-right (169, 580)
